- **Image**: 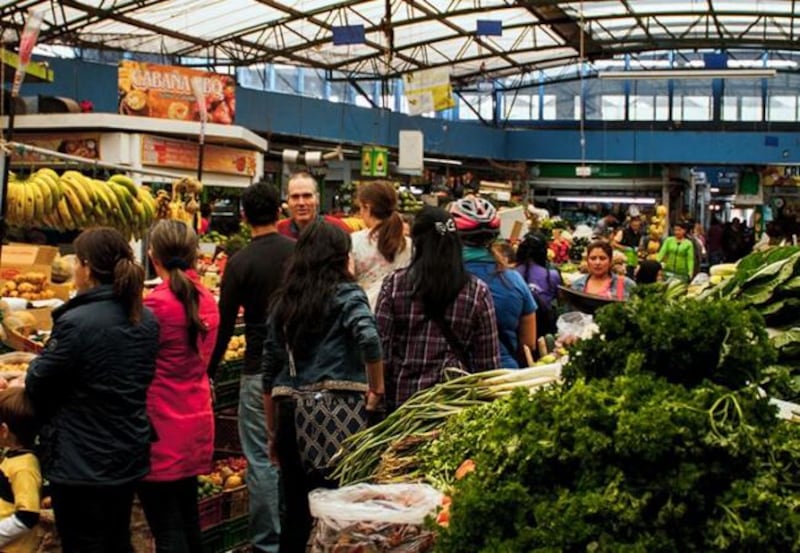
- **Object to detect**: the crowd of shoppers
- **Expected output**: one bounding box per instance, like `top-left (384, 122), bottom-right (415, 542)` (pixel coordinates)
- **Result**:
top-left (13, 171), bottom-right (766, 553)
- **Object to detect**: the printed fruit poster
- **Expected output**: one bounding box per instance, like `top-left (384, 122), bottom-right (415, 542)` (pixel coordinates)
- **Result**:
top-left (118, 61), bottom-right (235, 124)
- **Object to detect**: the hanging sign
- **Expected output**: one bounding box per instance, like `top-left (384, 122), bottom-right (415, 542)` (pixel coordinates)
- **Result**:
top-left (360, 146), bottom-right (389, 177)
top-left (403, 68), bottom-right (455, 116)
top-left (141, 135), bottom-right (257, 176)
top-left (118, 61), bottom-right (236, 124)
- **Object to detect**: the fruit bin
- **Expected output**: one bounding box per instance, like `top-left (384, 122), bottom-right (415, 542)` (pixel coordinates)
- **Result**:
top-left (222, 515), bottom-right (249, 550)
top-left (200, 525), bottom-right (224, 553)
top-left (214, 379), bottom-right (239, 412)
top-left (214, 412), bottom-right (242, 454)
top-left (198, 494), bottom-right (223, 531)
top-left (216, 358), bottom-right (243, 383)
top-left (222, 485), bottom-right (249, 521)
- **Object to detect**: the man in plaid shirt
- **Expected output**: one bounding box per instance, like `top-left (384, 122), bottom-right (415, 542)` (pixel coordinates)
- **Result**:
top-left (374, 207), bottom-right (500, 411)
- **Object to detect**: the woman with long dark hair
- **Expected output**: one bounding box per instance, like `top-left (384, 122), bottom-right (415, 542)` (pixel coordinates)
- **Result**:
top-left (352, 181), bottom-right (412, 308)
top-left (262, 222), bottom-right (384, 553)
top-left (25, 227), bottom-right (159, 553)
top-left (139, 219), bottom-right (220, 553)
top-left (375, 206), bottom-right (500, 411)
top-left (516, 231), bottom-right (562, 338)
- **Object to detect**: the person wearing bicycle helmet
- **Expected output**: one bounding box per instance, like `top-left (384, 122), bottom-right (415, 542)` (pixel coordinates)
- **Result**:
top-left (450, 197), bottom-right (537, 368)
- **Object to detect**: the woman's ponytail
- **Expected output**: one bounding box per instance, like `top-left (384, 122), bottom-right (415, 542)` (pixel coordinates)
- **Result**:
top-left (113, 257), bottom-right (145, 324)
top-left (375, 211), bottom-right (406, 263)
top-left (167, 267), bottom-right (205, 352)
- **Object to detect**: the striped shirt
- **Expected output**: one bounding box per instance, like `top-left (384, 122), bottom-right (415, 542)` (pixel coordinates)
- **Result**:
top-left (375, 268), bottom-right (500, 411)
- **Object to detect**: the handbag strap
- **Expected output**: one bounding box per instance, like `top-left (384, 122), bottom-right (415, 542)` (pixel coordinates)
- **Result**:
top-left (432, 316), bottom-right (471, 370)
top-left (284, 326), bottom-right (297, 378)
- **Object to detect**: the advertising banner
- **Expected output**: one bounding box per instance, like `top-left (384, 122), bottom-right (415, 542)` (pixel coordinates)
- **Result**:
top-left (11, 134), bottom-right (100, 164)
top-left (118, 61), bottom-right (236, 124)
top-left (141, 135), bottom-right (257, 177)
top-left (360, 146), bottom-right (389, 177)
top-left (403, 68), bottom-right (455, 115)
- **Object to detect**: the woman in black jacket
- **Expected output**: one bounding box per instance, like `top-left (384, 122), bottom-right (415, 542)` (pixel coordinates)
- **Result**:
top-left (25, 227), bottom-right (160, 553)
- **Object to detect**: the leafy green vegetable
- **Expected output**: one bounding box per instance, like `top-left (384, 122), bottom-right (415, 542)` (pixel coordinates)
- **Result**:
top-left (563, 288), bottom-right (775, 390)
top-left (433, 292), bottom-right (800, 552)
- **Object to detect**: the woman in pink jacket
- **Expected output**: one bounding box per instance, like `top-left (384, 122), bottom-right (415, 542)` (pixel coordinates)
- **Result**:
top-left (139, 219), bottom-right (220, 553)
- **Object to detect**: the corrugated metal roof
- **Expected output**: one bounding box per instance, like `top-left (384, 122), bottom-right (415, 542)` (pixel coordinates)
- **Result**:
top-left (1, 0), bottom-right (798, 83)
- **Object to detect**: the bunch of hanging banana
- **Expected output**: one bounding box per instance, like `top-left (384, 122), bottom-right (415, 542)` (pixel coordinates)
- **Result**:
top-left (7, 170), bottom-right (157, 240)
top-left (154, 176), bottom-right (203, 225)
top-left (7, 168), bottom-right (64, 228)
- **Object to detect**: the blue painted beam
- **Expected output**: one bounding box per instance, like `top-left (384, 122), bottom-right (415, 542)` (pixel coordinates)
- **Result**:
top-left (505, 129), bottom-right (800, 164)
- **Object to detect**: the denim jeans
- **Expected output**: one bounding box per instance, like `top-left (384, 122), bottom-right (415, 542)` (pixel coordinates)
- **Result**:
top-left (239, 374), bottom-right (281, 552)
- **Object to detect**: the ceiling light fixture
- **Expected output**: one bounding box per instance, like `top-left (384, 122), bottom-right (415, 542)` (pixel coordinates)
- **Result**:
top-left (598, 69), bottom-right (777, 80)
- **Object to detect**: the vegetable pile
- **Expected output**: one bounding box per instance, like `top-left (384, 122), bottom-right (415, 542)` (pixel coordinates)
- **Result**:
top-left (699, 246), bottom-right (800, 398)
top-left (332, 366), bottom-right (560, 486)
top-left (432, 291), bottom-right (800, 552)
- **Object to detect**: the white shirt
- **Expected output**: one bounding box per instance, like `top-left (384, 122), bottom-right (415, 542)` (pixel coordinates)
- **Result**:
top-left (351, 229), bottom-right (412, 310)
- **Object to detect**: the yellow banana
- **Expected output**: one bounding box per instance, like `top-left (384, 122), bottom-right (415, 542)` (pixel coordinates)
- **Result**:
top-left (109, 182), bottom-right (135, 223)
top-left (35, 176), bottom-right (54, 215)
top-left (56, 197), bottom-right (76, 230)
top-left (91, 180), bottom-right (112, 213)
top-left (59, 181), bottom-right (85, 227)
top-left (7, 181), bottom-right (20, 225)
top-left (109, 174), bottom-right (138, 197)
top-left (29, 182), bottom-right (44, 223)
top-left (33, 169), bottom-right (59, 213)
top-left (62, 172), bottom-right (92, 207)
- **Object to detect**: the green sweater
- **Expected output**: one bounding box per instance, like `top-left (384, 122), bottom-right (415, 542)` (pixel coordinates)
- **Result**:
top-left (657, 237), bottom-right (695, 278)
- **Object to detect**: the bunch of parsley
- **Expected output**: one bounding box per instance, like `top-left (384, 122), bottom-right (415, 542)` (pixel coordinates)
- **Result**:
top-left (435, 293), bottom-right (800, 552)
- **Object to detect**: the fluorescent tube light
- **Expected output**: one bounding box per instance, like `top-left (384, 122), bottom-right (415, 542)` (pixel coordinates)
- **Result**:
top-left (554, 196), bottom-right (657, 205)
top-left (424, 157), bottom-right (462, 166)
top-left (598, 69), bottom-right (777, 80)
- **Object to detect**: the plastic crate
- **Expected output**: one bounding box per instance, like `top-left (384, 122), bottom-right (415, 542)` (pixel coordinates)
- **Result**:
top-left (201, 525), bottom-right (224, 553)
top-left (222, 485), bottom-right (249, 521)
top-left (214, 413), bottom-right (242, 454)
top-left (214, 379), bottom-right (239, 412)
top-left (216, 358), bottom-right (244, 383)
top-left (221, 515), bottom-right (249, 550)
top-left (198, 494), bottom-right (223, 531)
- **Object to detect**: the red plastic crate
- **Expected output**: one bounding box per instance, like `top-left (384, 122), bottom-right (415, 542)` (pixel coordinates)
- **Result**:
top-left (198, 494), bottom-right (223, 531)
top-left (222, 485), bottom-right (249, 521)
top-left (214, 413), bottom-right (242, 454)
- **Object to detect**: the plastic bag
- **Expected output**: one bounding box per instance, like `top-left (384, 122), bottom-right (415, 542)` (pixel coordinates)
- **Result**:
top-left (557, 311), bottom-right (599, 340)
top-left (309, 483), bottom-right (442, 527)
top-left (309, 484), bottom-right (441, 553)
top-left (0, 352), bottom-right (36, 365)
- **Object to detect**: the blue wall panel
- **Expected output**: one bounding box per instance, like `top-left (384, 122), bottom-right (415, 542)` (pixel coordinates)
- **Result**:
top-left (506, 129), bottom-right (800, 164)
top-left (16, 58), bottom-right (800, 165)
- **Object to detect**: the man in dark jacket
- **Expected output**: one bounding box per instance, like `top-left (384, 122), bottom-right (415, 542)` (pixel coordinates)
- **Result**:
top-left (208, 182), bottom-right (294, 553)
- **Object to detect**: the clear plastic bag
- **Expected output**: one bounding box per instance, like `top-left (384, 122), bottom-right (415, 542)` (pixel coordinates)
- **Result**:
top-left (557, 311), bottom-right (599, 340)
top-left (309, 484), bottom-right (442, 553)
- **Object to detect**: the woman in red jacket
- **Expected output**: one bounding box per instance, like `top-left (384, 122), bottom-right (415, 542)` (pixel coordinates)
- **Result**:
top-left (139, 219), bottom-right (220, 553)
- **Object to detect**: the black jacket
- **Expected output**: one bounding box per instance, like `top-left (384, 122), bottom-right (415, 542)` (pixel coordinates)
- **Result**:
top-left (26, 285), bottom-right (159, 485)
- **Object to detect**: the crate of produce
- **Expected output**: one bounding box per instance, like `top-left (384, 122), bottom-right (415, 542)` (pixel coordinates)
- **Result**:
top-left (201, 525), bottom-right (224, 553)
top-left (222, 515), bottom-right (249, 550)
top-left (214, 413), bottom-right (242, 454)
top-left (222, 485), bottom-right (249, 521)
top-left (214, 379), bottom-right (239, 412)
top-left (216, 358), bottom-right (244, 383)
top-left (198, 494), bottom-right (223, 531)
